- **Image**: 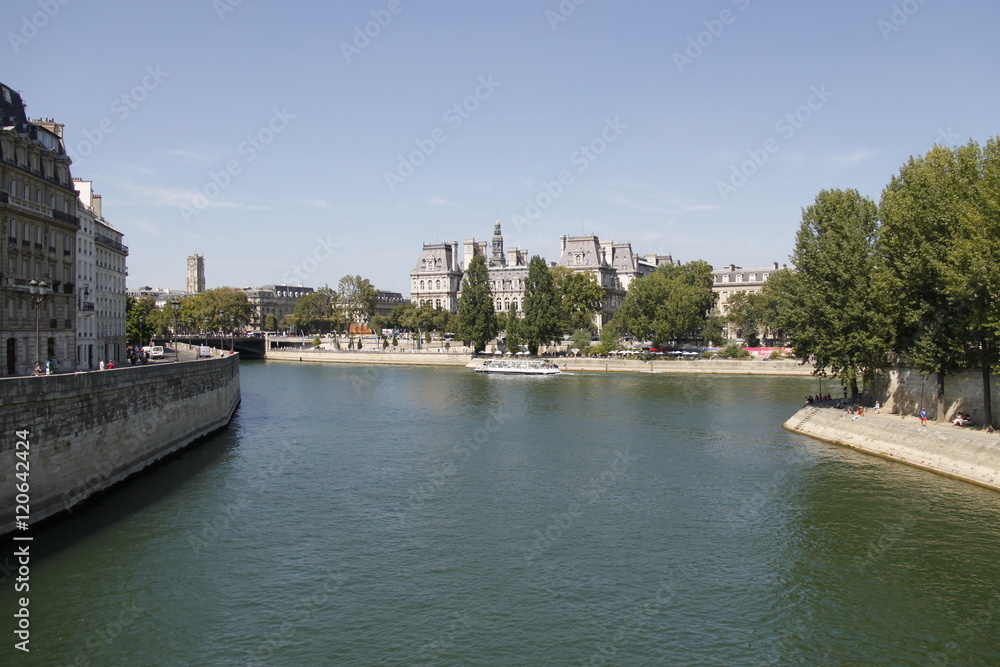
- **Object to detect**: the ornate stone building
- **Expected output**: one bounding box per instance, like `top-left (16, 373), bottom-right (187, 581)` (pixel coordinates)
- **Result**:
top-left (411, 220), bottom-right (531, 315)
top-left (411, 222), bottom-right (676, 328)
top-left (1, 85), bottom-right (80, 375)
top-left (556, 234), bottom-right (677, 327)
top-left (242, 283), bottom-right (314, 330)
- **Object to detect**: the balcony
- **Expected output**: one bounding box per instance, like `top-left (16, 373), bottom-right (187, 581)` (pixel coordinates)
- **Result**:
top-left (6, 193), bottom-right (49, 217)
top-left (51, 209), bottom-right (79, 227)
top-left (95, 233), bottom-right (128, 254)
top-left (80, 302), bottom-right (95, 311)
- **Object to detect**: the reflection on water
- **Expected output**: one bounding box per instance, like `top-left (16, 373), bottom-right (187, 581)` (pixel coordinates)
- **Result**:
top-left (3, 361), bottom-right (1000, 665)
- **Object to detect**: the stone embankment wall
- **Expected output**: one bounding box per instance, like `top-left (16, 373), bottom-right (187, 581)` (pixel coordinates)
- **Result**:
top-left (0, 355), bottom-right (241, 535)
top-left (784, 405), bottom-right (1000, 491)
top-left (880, 367), bottom-right (1000, 423)
top-left (265, 348), bottom-right (812, 375)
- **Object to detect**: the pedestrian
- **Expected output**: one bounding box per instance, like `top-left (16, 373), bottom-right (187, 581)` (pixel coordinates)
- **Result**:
top-left (842, 386), bottom-right (848, 400)
top-left (920, 408), bottom-right (928, 426)
top-left (99, 358), bottom-right (106, 371)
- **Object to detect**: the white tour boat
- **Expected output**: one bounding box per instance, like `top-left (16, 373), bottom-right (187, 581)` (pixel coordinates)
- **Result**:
top-left (475, 358), bottom-right (562, 375)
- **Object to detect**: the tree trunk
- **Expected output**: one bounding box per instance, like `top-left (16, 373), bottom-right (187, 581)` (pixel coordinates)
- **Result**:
top-left (936, 370), bottom-right (946, 422)
top-left (983, 364), bottom-right (994, 430)
top-left (850, 377), bottom-right (860, 402)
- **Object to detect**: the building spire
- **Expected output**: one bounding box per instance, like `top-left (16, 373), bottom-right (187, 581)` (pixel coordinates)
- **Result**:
top-left (490, 218), bottom-right (506, 267)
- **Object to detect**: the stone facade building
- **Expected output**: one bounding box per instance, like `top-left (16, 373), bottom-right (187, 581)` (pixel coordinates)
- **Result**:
top-left (556, 234), bottom-right (677, 327)
top-left (94, 214), bottom-right (128, 361)
top-left (411, 222), bottom-right (676, 329)
top-left (1, 86), bottom-right (80, 375)
top-left (712, 262), bottom-right (787, 341)
top-left (242, 283), bottom-right (314, 330)
top-left (187, 253), bottom-right (205, 293)
top-left (411, 220), bottom-right (532, 315)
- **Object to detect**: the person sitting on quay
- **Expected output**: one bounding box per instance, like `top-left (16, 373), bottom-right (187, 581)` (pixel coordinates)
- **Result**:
top-left (953, 412), bottom-right (972, 427)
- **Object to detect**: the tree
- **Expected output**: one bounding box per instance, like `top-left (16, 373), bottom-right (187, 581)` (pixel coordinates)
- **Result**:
top-left (559, 270), bottom-right (606, 333)
top-left (880, 145), bottom-right (982, 418)
top-left (126, 296), bottom-right (157, 345)
top-left (337, 275), bottom-right (378, 325)
top-left (612, 261), bottom-right (716, 349)
top-left (263, 313), bottom-right (279, 332)
top-left (781, 189), bottom-right (890, 398)
top-left (504, 304), bottom-right (523, 352)
top-left (455, 254), bottom-right (498, 353)
top-left (754, 268), bottom-right (797, 345)
top-left (521, 255), bottom-right (562, 355)
top-left (292, 287), bottom-right (335, 333)
top-left (726, 291), bottom-right (762, 347)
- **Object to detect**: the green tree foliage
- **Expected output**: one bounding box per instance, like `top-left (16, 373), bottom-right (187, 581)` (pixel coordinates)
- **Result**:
top-left (292, 287), bottom-right (335, 333)
top-left (455, 254), bottom-right (498, 353)
top-left (178, 288), bottom-right (256, 335)
top-left (560, 270), bottom-right (606, 333)
top-left (263, 313), bottom-right (279, 332)
top-left (337, 274), bottom-right (378, 325)
top-left (126, 295), bottom-right (157, 345)
top-left (521, 255), bottom-right (563, 355)
top-left (880, 141), bottom-right (1000, 422)
top-left (611, 261), bottom-right (716, 349)
top-left (725, 291), bottom-right (762, 347)
top-left (785, 189), bottom-right (890, 396)
top-left (754, 268), bottom-right (796, 344)
top-left (504, 304), bottom-right (523, 352)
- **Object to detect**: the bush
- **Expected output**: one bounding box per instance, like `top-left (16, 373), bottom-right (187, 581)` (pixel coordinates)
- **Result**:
top-left (717, 344), bottom-right (751, 359)
top-left (312, 337), bottom-right (321, 348)
top-left (701, 350), bottom-right (716, 359)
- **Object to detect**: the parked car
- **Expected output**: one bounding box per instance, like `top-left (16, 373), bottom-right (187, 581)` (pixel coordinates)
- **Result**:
top-left (142, 345), bottom-right (164, 359)
top-left (197, 346), bottom-right (212, 358)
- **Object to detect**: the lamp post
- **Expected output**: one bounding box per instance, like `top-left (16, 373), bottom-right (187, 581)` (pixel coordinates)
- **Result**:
top-left (230, 316), bottom-right (235, 352)
top-left (139, 316), bottom-right (145, 351)
top-left (28, 279), bottom-right (50, 374)
top-left (170, 299), bottom-right (180, 362)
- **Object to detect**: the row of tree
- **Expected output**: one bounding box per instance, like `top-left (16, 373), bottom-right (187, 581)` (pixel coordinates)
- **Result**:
top-left (288, 275), bottom-right (379, 334)
top-left (454, 254), bottom-right (722, 354)
top-left (126, 287), bottom-right (255, 345)
top-left (727, 138), bottom-right (1000, 425)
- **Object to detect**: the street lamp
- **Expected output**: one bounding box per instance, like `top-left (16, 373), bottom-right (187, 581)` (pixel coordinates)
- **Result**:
top-left (170, 299), bottom-right (180, 362)
top-left (28, 279), bottom-right (50, 374)
top-left (230, 316), bottom-right (235, 352)
top-left (139, 316), bottom-right (145, 351)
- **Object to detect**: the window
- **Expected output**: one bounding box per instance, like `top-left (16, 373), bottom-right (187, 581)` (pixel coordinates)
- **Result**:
top-left (763, 273), bottom-right (769, 281)
top-left (722, 275), bottom-right (729, 283)
top-left (736, 274), bottom-right (743, 283)
top-left (749, 273), bottom-right (756, 282)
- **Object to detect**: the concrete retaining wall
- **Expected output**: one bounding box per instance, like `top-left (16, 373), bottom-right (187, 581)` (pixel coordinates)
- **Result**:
top-left (784, 405), bottom-right (1000, 491)
top-left (0, 355), bottom-right (241, 535)
top-left (265, 348), bottom-right (813, 375)
top-left (880, 367), bottom-right (1000, 423)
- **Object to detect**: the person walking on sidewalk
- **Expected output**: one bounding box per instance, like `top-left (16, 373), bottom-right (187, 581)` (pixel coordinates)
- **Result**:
top-left (920, 408), bottom-right (928, 426)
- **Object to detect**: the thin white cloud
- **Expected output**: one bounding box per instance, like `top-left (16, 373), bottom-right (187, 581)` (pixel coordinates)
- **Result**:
top-left (826, 149), bottom-right (878, 167)
top-left (425, 196), bottom-right (460, 207)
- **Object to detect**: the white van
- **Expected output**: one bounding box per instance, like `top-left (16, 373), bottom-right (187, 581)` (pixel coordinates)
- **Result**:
top-left (141, 345), bottom-right (164, 359)
top-left (197, 346), bottom-right (212, 358)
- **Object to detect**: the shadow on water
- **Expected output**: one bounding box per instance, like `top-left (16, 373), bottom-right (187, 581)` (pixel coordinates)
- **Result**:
top-left (0, 407), bottom-right (246, 578)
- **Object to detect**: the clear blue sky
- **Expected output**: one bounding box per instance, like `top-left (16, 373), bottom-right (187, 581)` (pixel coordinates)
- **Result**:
top-left (6, 0), bottom-right (999, 294)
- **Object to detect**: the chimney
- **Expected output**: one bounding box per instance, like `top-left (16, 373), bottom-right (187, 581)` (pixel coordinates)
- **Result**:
top-left (773, 261), bottom-right (779, 270)
top-left (92, 193), bottom-right (102, 218)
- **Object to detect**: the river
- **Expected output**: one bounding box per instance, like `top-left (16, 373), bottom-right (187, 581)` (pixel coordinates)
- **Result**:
top-left (3, 361), bottom-right (1000, 665)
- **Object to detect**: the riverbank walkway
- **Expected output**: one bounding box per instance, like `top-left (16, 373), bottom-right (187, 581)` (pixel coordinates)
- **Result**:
top-left (785, 401), bottom-right (1000, 491)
